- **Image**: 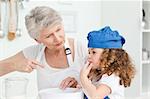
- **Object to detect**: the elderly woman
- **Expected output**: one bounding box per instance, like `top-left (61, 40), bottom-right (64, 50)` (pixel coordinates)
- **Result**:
top-left (0, 6), bottom-right (87, 90)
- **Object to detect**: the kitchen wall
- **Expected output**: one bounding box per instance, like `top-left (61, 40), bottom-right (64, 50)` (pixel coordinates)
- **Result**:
top-left (100, 1), bottom-right (141, 98)
top-left (0, 0), bottom-right (101, 98)
top-left (0, 0), bottom-right (142, 98)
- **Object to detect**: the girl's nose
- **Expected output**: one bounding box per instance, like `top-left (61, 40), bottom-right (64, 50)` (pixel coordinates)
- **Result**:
top-left (88, 54), bottom-right (92, 59)
top-left (87, 57), bottom-right (91, 62)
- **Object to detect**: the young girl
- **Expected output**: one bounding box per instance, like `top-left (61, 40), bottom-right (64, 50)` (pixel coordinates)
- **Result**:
top-left (80, 26), bottom-right (135, 99)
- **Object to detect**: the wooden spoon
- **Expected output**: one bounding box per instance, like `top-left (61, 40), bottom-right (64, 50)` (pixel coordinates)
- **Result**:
top-left (7, 0), bottom-right (17, 41)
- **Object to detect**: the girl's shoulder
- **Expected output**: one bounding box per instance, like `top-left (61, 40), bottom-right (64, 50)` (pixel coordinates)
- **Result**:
top-left (101, 74), bottom-right (119, 80)
top-left (97, 74), bottom-right (121, 89)
top-left (98, 74), bottom-right (124, 96)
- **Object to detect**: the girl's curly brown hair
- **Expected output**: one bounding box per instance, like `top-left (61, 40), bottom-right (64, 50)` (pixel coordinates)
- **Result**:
top-left (88, 49), bottom-right (135, 87)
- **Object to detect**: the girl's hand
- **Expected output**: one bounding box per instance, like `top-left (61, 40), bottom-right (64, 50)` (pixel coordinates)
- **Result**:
top-left (80, 62), bottom-right (92, 80)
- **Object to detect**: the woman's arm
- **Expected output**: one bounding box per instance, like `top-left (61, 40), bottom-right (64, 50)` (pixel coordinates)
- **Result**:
top-left (80, 62), bottom-right (111, 99)
top-left (0, 51), bottom-right (44, 76)
top-left (0, 61), bottom-right (15, 76)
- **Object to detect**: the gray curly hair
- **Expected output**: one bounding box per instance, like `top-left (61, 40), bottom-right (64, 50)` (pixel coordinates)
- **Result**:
top-left (25, 6), bottom-right (62, 39)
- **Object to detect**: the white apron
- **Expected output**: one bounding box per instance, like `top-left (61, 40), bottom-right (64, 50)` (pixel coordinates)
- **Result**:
top-left (36, 39), bottom-right (79, 90)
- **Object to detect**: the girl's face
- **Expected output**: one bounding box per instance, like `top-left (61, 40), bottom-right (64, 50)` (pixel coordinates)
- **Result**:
top-left (38, 24), bottom-right (65, 50)
top-left (88, 48), bottom-right (104, 69)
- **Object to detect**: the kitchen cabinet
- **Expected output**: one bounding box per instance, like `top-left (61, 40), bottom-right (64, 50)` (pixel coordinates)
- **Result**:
top-left (141, 1), bottom-right (150, 96)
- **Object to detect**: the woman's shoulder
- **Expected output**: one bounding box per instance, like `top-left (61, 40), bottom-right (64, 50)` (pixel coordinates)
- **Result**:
top-left (67, 37), bottom-right (84, 51)
top-left (67, 37), bottom-right (88, 63)
top-left (69, 38), bottom-right (87, 49)
top-left (68, 37), bottom-right (85, 43)
top-left (23, 44), bottom-right (43, 59)
top-left (68, 37), bottom-right (74, 47)
top-left (24, 44), bottom-right (43, 52)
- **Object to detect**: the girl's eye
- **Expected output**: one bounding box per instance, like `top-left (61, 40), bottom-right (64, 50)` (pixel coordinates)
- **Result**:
top-left (88, 51), bottom-right (96, 54)
top-left (92, 51), bottom-right (96, 54)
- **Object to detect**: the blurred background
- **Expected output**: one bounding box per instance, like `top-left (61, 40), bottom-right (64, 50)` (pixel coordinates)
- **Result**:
top-left (0, 0), bottom-right (150, 99)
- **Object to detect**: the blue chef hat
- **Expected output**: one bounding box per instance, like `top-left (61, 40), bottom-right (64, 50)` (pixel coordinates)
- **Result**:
top-left (87, 26), bottom-right (125, 48)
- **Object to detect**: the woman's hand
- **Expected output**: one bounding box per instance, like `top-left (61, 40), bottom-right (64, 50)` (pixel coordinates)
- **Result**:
top-left (0, 52), bottom-right (44, 76)
top-left (59, 77), bottom-right (78, 90)
top-left (14, 57), bottom-right (44, 73)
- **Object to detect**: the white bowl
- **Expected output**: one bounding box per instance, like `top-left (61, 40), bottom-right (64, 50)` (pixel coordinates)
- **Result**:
top-left (39, 88), bottom-right (83, 99)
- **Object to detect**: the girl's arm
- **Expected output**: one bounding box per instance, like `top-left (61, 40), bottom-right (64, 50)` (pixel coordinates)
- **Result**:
top-left (80, 63), bottom-right (111, 99)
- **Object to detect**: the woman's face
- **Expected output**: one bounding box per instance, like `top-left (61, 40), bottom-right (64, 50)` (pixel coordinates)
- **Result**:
top-left (87, 48), bottom-right (104, 69)
top-left (38, 24), bottom-right (65, 50)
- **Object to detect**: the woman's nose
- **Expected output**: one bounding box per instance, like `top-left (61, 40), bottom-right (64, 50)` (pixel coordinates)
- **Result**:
top-left (54, 33), bottom-right (60, 41)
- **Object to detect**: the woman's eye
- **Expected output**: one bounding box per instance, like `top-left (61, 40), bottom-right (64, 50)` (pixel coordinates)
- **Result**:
top-left (56, 28), bottom-right (61, 32)
top-left (46, 35), bottom-right (51, 38)
top-left (46, 35), bottom-right (50, 38)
